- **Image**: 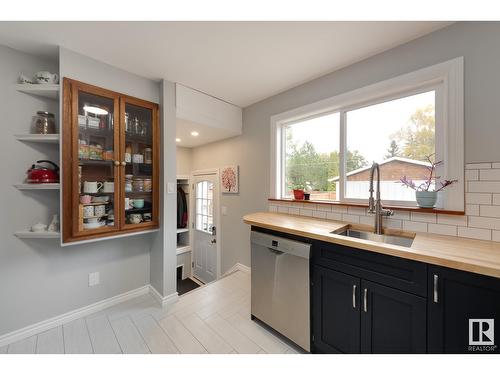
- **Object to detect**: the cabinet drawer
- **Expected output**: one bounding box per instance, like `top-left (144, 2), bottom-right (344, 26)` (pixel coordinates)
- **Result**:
top-left (312, 240), bottom-right (427, 297)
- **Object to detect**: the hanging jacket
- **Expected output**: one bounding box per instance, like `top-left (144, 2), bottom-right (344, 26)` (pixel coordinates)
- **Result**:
top-left (177, 186), bottom-right (188, 228)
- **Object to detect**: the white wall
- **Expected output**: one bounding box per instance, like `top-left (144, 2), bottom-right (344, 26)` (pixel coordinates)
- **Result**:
top-left (176, 147), bottom-right (192, 176)
top-left (0, 45), bottom-right (157, 337)
top-left (191, 22), bottom-right (500, 273)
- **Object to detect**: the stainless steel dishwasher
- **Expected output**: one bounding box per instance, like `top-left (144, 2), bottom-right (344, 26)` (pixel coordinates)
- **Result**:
top-left (250, 230), bottom-right (311, 351)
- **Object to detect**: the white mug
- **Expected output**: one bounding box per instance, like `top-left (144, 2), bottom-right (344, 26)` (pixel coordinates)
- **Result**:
top-left (94, 205), bottom-right (106, 217)
top-left (83, 181), bottom-right (103, 194)
top-left (103, 181), bottom-right (114, 193)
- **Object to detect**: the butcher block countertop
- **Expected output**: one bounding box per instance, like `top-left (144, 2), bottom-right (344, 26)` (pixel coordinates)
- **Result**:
top-left (243, 212), bottom-right (500, 279)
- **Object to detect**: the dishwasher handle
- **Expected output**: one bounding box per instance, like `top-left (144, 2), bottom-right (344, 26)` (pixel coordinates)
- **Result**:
top-left (251, 231), bottom-right (311, 259)
top-left (267, 247), bottom-right (284, 255)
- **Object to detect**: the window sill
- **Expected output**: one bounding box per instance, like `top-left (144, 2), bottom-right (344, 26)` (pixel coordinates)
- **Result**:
top-left (268, 198), bottom-right (465, 216)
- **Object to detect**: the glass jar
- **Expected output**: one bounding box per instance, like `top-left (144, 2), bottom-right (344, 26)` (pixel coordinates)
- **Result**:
top-left (143, 178), bottom-right (152, 192)
top-left (132, 178), bottom-right (144, 192)
top-left (125, 174), bottom-right (133, 193)
top-left (143, 148), bottom-right (152, 164)
top-left (32, 111), bottom-right (56, 134)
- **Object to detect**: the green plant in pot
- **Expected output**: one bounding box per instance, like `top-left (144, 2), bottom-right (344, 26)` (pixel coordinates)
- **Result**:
top-left (400, 155), bottom-right (457, 208)
top-left (291, 183), bottom-right (305, 200)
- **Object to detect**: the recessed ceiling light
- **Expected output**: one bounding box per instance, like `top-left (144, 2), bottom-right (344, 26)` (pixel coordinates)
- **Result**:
top-left (83, 105), bottom-right (108, 116)
top-left (176, 138), bottom-right (181, 143)
top-left (191, 131), bottom-right (199, 137)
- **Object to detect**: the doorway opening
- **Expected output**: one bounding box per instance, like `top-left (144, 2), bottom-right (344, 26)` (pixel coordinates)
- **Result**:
top-left (176, 265), bottom-right (201, 296)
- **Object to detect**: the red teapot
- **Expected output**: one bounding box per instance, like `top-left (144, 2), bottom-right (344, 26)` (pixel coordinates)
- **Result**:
top-left (26, 160), bottom-right (60, 183)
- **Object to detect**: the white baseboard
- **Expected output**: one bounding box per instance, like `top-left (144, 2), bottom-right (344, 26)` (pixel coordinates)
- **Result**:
top-left (0, 284), bottom-right (179, 348)
top-left (149, 285), bottom-right (179, 307)
top-left (223, 262), bottom-right (251, 277)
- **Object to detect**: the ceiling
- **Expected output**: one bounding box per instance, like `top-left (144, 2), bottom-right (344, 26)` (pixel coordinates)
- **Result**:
top-left (0, 22), bottom-right (452, 108)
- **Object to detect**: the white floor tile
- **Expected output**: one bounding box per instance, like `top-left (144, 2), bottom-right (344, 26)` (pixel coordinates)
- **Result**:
top-left (36, 326), bottom-right (64, 354)
top-left (63, 318), bottom-right (93, 354)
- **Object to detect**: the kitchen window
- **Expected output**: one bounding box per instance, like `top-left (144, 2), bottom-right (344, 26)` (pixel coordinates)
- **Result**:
top-left (271, 58), bottom-right (464, 210)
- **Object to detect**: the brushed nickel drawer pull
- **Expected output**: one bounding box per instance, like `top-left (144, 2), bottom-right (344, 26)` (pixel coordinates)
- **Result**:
top-left (363, 288), bottom-right (368, 313)
top-left (433, 274), bottom-right (439, 303)
top-left (352, 284), bottom-right (356, 309)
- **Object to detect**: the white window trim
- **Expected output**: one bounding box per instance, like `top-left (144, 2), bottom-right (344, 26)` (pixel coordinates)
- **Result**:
top-left (270, 57), bottom-right (464, 211)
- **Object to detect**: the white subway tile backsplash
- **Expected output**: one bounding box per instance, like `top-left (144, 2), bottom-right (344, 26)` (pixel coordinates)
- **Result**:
top-left (479, 205), bottom-right (500, 218)
top-left (468, 181), bottom-right (500, 193)
top-left (359, 216), bottom-right (374, 226)
top-left (299, 208), bottom-right (313, 217)
top-left (348, 207), bottom-right (367, 215)
top-left (493, 231), bottom-right (500, 242)
top-left (437, 214), bottom-right (467, 226)
top-left (341, 214), bottom-right (359, 224)
top-left (466, 204), bottom-right (480, 216)
top-left (465, 169), bottom-right (479, 181)
top-left (428, 223), bottom-right (457, 236)
top-left (391, 211), bottom-right (410, 221)
top-left (410, 212), bottom-right (437, 223)
top-left (269, 205), bottom-right (278, 212)
top-left (312, 210), bottom-right (327, 219)
top-left (457, 227), bottom-right (492, 241)
top-left (277, 206), bottom-right (289, 214)
top-left (288, 207), bottom-right (300, 215)
top-left (326, 212), bottom-right (342, 221)
top-left (466, 163), bottom-right (492, 169)
top-left (480, 169), bottom-right (500, 181)
top-left (384, 218), bottom-right (402, 229)
top-left (468, 216), bottom-right (500, 230)
top-left (492, 162), bottom-right (500, 169)
top-left (466, 193), bottom-right (492, 204)
top-left (493, 194), bottom-right (500, 205)
top-left (315, 204), bottom-right (332, 212)
top-left (403, 220), bottom-right (428, 233)
top-left (331, 206), bottom-right (348, 213)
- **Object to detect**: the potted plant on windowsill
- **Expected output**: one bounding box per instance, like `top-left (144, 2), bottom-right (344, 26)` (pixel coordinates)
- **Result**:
top-left (400, 155), bottom-right (457, 208)
top-left (292, 183), bottom-right (305, 200)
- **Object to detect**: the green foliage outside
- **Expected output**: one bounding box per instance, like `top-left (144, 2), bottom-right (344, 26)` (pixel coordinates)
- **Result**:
top-left (285, 104), bottom-right (435, 193)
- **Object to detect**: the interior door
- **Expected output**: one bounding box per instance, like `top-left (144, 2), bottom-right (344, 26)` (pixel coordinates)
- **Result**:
top-left (360, 280), bottom-right (426, 353)
top-left (193, 174), bottom-right (218, 283)
top-left (311, 265), bottom-right (361, 353)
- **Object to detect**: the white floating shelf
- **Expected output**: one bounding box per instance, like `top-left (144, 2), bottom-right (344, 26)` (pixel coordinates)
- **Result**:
top-left (15, 83), bottom-right (59, 99)
top-left (176, 245), bottom-right (191, 255)
top-left (15, 134), bottom-right (59, 143)
top-left (14, 230), bottom-right (60, 239)
top-left (176, 228), bottom-right (189, 234)
top-left (14, 183), bottom-right (60, 190)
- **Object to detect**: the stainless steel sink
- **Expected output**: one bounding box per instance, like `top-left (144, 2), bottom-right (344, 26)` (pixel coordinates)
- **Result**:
top-left (335, 229), bottom-right (414, 248)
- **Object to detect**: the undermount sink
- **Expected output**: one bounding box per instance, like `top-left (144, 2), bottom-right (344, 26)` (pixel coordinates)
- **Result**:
top-left (335, 229), bottom-right (414, 248)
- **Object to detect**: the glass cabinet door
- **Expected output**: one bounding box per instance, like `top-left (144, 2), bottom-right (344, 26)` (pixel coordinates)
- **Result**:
top-left (120, 97), bottom-right (158, 229)
top-left (72, 84), bottom-right (120, 237)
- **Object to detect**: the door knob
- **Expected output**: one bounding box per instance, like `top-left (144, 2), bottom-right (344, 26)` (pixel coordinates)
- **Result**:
top-left (121, 161), bottom-right (127, 166)
top-left (211, 239), bottom-right (217, 244)
top-left (114, 161), bottom-right (120, 166)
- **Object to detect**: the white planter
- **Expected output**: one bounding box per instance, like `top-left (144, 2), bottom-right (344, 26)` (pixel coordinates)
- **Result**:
top-left (416, 191), bottom-right (437, 208)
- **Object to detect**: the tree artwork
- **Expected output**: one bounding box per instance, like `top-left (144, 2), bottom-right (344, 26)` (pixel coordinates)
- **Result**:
top-left (221, 166), bottom-right (239, 193)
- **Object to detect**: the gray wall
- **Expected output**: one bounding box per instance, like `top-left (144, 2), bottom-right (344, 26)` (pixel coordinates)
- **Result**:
top-left (0, 46), bottom-right (157, 336)
top-left (191, 22), bottom-right (500, 273)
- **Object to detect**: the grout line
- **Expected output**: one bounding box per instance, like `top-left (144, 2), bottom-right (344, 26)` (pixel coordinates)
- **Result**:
top-left (84, 317), bottom-right (95, 354)
top-left (129, 315), bottom-right (152, 354)
top-left (106, 315), bottom-right (124, 354)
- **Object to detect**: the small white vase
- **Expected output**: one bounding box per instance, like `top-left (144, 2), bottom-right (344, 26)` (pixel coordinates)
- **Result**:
top-left (48, 214), bottom-right (60, 232)
top-left (415, 191), bottom-right (437, 208)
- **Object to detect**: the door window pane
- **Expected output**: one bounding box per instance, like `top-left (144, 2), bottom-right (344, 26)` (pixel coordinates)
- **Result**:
top-left (195, 181), bottom-right (214, 234)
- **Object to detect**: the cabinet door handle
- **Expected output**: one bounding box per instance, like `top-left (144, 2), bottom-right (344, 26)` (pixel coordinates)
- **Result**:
top-left (121, 161), bottom-right (127, 166)
top-left (363, 288), bottom-right (368, 313)
top-left (352, 284), bottom-right (356, 309)
top-left (433, 274), bottom-right (439, 303)
top-left (114, 160), bottom-right (120, 166)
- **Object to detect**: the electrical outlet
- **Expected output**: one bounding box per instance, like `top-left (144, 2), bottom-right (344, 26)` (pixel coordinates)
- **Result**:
top-left (88, 272), bottom-right (100, 287)
top-left (221, 206), bottom-right (228, 216)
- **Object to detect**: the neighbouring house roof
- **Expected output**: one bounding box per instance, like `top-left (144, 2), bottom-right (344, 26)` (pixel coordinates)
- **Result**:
top-left (328, 157), bottom-right (432, 182)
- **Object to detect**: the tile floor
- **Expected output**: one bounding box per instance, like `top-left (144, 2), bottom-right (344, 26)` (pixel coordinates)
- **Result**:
top-left (0, 271), bottom-right (299, 354)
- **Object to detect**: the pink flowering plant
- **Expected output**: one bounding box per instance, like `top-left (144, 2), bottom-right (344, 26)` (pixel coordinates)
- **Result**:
top-left (400, 154), bottom-right (457, 192)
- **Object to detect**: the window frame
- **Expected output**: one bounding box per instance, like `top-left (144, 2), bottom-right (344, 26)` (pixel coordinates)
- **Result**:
top-left (270, 57), bottom-right (464, 211)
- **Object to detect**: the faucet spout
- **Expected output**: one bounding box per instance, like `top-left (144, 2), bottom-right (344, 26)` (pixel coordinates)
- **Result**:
top-left (368, 162), bottom-right (393, 234)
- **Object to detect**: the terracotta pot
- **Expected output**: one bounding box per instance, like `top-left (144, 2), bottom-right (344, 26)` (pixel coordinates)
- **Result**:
top-left (293, 189), bottom-right (305, 200)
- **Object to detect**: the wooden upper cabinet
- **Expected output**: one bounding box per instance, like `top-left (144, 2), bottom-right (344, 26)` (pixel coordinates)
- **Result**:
top-left (62, 78), bottom-right (160, 244)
